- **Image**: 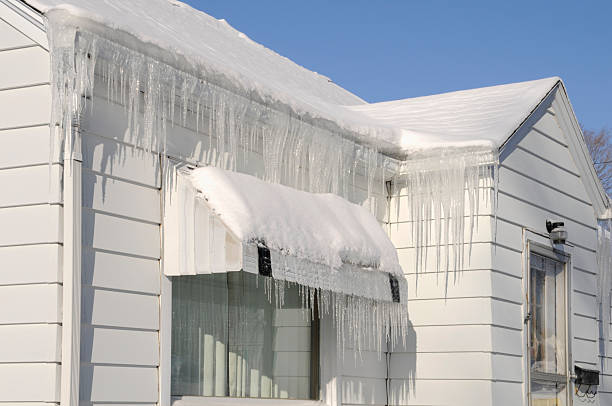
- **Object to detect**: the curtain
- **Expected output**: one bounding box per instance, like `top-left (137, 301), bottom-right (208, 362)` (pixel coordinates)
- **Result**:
top-left (171, 272), bottom-right (313, 399)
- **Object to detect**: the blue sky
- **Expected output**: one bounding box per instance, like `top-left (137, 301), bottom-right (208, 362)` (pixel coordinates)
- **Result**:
top-left (184, 1), bottom-right (612, 131)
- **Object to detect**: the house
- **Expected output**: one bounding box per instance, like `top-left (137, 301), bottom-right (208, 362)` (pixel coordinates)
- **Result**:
top-left (0, 0), bottom-right (610, 405)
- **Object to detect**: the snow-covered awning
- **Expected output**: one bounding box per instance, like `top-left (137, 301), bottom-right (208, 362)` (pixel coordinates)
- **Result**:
top-left (164, 166), bottom-right (406, 305)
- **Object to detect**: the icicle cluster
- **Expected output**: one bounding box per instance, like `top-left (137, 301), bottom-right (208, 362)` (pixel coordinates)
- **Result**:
top-left (47, 17), bottom-right (389, 212)
top-left (390, 149), bottom-right (498, 277)
top-left (46, 14), bottom-right (498, 355)
top-left (262, 276), bottom-right (409, 356)
top-left (598, 219), bottom-right (612, 362)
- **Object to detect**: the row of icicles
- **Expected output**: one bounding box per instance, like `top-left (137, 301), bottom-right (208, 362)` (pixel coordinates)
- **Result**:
top-left (48, 20), bottom-right (500, 353)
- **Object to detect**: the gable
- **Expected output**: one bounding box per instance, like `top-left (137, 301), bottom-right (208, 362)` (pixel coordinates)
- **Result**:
top-left (500, 83), bottom-right (610, 219)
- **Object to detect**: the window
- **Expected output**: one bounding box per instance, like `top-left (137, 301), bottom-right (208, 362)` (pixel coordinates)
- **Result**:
top-left (171, 272), bottom-right (319, 400)
top-left (528, 251), bottom-right (569, 406)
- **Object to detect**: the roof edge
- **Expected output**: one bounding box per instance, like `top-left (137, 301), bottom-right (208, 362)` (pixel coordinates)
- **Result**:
top-left (552, 81), bottom-right (610, 218)
top-left (1, 0), bottom-right (47, 48)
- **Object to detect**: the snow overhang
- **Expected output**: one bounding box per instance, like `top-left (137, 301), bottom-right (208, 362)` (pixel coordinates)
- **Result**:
top-left (163, 166), bottom-right (407, 304)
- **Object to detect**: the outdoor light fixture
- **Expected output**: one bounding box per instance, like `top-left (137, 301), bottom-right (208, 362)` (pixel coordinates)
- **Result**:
top-left (546, 220), bottom-right (568, 245)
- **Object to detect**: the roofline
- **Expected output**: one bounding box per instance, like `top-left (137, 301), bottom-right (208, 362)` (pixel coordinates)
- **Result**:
top-left (553, 81), bottom-right (611, 219)
top-left (500, 80), bottom-right (610, 219)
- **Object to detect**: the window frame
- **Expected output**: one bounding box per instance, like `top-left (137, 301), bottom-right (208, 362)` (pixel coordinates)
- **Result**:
top-left (525, 241), bottom-right (573, 406)
top-left (161, 273), bottom-right (323, 406)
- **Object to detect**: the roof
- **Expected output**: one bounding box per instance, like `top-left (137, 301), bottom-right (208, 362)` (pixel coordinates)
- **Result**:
top-left (189, 166), bottom-right (402, 275)
top-left (23, 0), bottom-right (563, 158)
top-left (346, 77), bottom-right (561, 155)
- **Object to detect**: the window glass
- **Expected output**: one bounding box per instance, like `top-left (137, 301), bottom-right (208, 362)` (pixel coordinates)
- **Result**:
top-left (529, 252), bottom-right (567, 406)
top-left (171, 272), bottom-right (317, 400)
top-left (530, 379), bottom-right (567, 406)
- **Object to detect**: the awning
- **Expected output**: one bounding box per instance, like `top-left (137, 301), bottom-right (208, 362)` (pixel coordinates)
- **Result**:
top-left (163, 166), bottom-right (407, 305)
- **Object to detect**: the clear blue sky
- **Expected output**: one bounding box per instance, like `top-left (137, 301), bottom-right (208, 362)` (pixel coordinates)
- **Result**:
top-left (184, 0), bottom-right (611, 131)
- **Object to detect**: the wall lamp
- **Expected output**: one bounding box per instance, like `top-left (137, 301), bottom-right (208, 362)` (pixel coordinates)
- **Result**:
top-left (546, 220), bottom-right (568, 245)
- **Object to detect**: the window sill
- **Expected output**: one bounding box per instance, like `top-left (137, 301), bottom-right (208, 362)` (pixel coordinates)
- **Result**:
top-left (172, 396), bottom-right (323, 406)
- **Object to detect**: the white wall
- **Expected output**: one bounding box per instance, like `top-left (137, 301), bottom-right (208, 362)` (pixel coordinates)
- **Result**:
top-left (386, 185), bottom-right (498, 405)
top-left (386, 88), bottom-right (604, 406)
top-left (494, 90), bottom-right (602, 406)
top-left (78, 67), bottom-right (389, 405)
top-left (0, 10), bottom-right (61, 405)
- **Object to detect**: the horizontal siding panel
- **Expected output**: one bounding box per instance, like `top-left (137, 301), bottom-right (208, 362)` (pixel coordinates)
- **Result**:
top-left (573, 290), bottom-right (596, 317)
top-left (82, 210), bottom-right (160, 259)
top-left (497, 192), bottom-right (596, 250)
top-left (0, 244), bottom-right (61, 285)
top-left (0, 164), bottom-right (61, 207)
top-left (0, 363), bottom-right (59, 401)
top-left (573, 268), bottom-right (596, 296)
top-left (405, 270), bottom-right (521, 303)
top-left (573, 314), bottom-right (597, 341)
top-left (498, 166), bottom-right (593, 227)
top-left (491, 244), bottom-right (522, 278)
top-left (491, 326), bottom-right (523, 356)
top-left (0, 324), bottom-right (60, 362)
top-left (82, 170), bottom-right (160, 223)
top-left (388, 379), bottom-right (491, 406)
top-left (0, 125), bottom-right (59, 169)
top-left (341, 351), bottom-right (386, 379)
top-left (393, 325), bottom-right (524, 357)
top-left (0, 85), bottom-right (50, 129)
top-left (0, 18), bottom-right (35, 50)
top-left (491, 354), bottom-right (522, 382)
top-left (491, 381), bottom-right (523, 406)
top-left (390, 352), bottom-right (491, 380)
top-left (389, 189), bottom-right (494, 222)
top-left (492, 299), bottom-right (522, 330)
top-left (83, 248), bottom-right (159, 294)
top-left (82, 287), bottom-right (159, 330)
top-left (0, 204), bottom-right (62, 246)
top-left (81, 325), bottom-right (159, 366)
top-left (80, 364), bottom-right (158, 402)
top-left (405, 297), bottom-right (492, 327)
top-left (531, 110), bottom-right (566, 146)
top-left (502, 149), bottom-right (586, 203)
top-left (82, 133), bottom-right (161, 188)
top-left (341, 377), bottom-right (386, 405)
top-left (572, 337), bottom-right (597, 365)
top-left (388, 215), bottom-right (493, 248)
top-left (0, 46), bottom-right (49, 89)
top-left (390, 325), bottom-right (491, 353)
top-left (517, 127), bottom-right (579, 176)
top-left (0, 284), bottom-right (61, 324)
top-left (397, 243), bottom-right (492, 274)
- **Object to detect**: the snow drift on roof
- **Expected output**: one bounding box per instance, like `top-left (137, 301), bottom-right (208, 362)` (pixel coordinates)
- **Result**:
top-left (346, 77), bottom-right (560, 154)
top-left (190, 166), bottom-right (402, 275)
top-left (26, 0), bottom-right (559, 156)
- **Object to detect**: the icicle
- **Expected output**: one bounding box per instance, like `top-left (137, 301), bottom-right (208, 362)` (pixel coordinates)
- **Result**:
top-left (47, 22), bottom-right (394, 210)
top-left (392, 148), bottom-right (498, 277)
top-left (597, 219), bottom-right (612, 366)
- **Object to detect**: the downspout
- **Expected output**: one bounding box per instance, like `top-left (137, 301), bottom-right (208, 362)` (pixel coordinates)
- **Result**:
top-left (60, 117), bottom-right (82, 406)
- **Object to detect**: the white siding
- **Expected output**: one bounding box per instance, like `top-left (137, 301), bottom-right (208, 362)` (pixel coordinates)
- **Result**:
top-left (78, 70), bottom-right (390, 405)
top-left (0, 14), bottom-right (59, 404)
top-left (386, 91), bottom-right (602, 406)
top-left (387, 183), bottom-right (497, 405)
top-left (80, 127), bottom-right (161, 403)
top-left (494, 97), bottom-right (601, 405)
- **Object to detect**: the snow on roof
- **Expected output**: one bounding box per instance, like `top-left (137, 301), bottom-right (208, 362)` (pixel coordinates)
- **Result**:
top-left (346, 77), bottom-right (560, 155)
top-left (25, 0), bottom-right (559, 157)
top-left (25, 0), bottom-right (404, 145)
top-left (190, 166), bottom-right (402, 275)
